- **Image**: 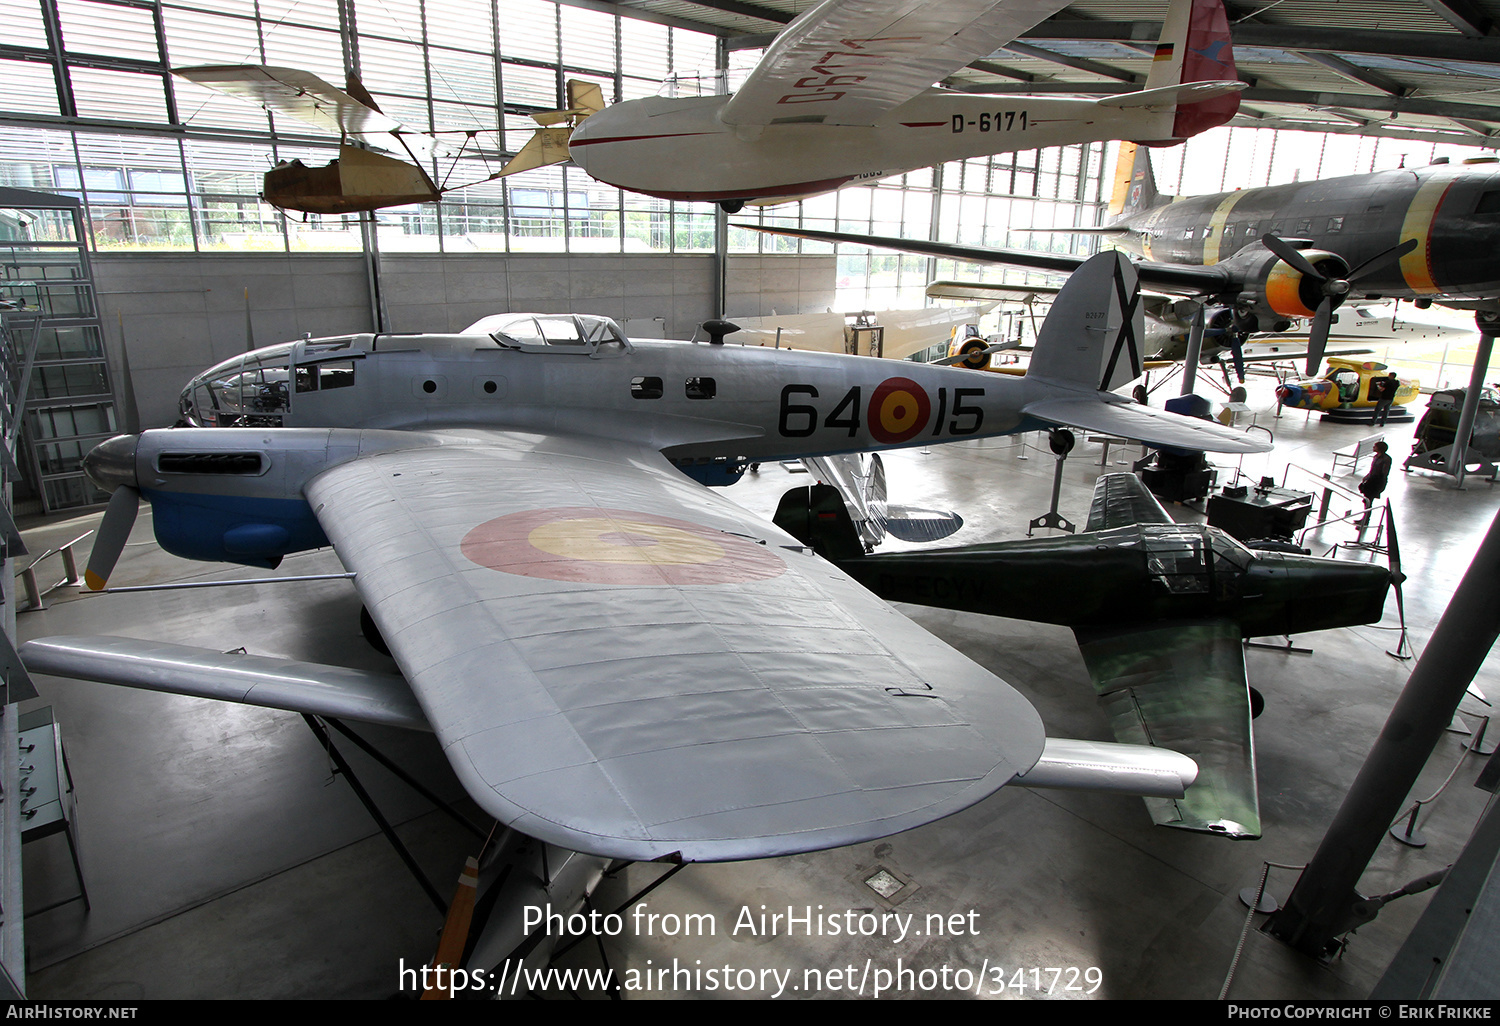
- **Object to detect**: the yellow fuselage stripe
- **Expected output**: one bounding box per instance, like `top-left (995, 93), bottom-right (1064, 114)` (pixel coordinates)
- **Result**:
top-left (1399, 170), bottom-right (1460, 294)
top-left (1203, 191), bottom-right (1247, 266)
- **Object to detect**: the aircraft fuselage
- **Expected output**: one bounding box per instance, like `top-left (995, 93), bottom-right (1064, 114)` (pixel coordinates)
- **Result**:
top-left (1117, 163), bottom-right (1500, 301)
top-left (834, 526), bottom-right (1390, 639)
top-left (569, 90), bottom-right (1173, 204)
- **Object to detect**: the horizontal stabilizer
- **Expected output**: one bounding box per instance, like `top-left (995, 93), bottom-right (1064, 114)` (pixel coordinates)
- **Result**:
top-left (1094, 80), bottom-right (1245, 110)
top-left (1085, 472), bottom-right (1177, 532)
top-left (1011, 738), bottom-right (1197, 798)
top-left (21, 636), bottom-right (427, 731)
top-left (927, 281), bottom-right (1059, 303)
top-left (1023, 396), bottom-right (1271, 453)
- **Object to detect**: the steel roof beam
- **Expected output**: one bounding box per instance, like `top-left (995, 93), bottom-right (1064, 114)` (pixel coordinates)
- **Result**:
top-left (1295, 51), bottom-right (1411, 96)
top-left (1412, 0), bottom-right (1492, 37)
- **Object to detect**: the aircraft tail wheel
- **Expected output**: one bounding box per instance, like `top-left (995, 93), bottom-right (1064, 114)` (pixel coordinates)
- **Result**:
top-left (1249, 686), bottom-right (1264, 719)
top-left (360, 605), bottom-right (391, 656)
top-left (1049, 428), bottom-right (1075, 456)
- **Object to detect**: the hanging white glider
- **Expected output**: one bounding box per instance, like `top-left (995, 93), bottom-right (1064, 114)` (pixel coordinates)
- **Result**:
top-left (565, 0), bottom-right (1243, 210)
top-left (22, 253), bottom-right (1266, 863)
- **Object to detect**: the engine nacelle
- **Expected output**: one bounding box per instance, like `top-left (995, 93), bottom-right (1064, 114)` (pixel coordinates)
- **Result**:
top-left (1219, 244), bottom-right (1351, 329)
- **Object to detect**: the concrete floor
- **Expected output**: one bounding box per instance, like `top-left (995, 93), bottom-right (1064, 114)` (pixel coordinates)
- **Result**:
top-left (11, 374), bottom-right (1500, 1000)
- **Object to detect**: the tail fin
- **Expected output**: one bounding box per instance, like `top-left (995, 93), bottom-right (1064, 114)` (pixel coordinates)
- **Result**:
top-left (773, 484), bottom-right (866, 563)
top-left (1026, 252), bottom-right (1145, 393)
top-left (1143, 0), bottom-right (1240, 139)
top-left (1108, 142), bottom-right (1165, 219)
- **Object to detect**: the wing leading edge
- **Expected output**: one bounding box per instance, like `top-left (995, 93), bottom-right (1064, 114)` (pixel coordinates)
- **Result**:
top-left (305, 431), bottom-right (1047, 862)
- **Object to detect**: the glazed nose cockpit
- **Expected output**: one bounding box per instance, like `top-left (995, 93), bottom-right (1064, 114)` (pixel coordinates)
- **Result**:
top-left (178, 337), bottom-right (363, 427)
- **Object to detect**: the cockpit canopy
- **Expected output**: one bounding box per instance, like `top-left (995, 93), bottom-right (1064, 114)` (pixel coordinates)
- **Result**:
top-left (179, 336), bottom-right (363, 427)
top-left (462, 313), bottom-right (631, 354)
top-left (1140, 524), bottom-right (1254, 596)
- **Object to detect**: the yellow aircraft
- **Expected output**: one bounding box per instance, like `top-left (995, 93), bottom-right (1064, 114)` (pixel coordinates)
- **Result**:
top-left (1275, 358), bottom-right (1419, 420)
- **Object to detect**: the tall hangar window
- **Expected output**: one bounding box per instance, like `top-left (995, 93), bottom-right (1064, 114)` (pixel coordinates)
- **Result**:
top-left (0, 0), bottom-right (721, 254)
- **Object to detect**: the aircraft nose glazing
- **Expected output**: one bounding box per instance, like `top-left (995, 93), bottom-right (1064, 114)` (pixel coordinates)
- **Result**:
top-left (83, 434), bottom-right (140, 493)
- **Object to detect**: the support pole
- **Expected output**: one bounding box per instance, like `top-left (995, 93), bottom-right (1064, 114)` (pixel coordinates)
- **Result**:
top-left (1449, 322), bottom-right (1495, 489)
top-left (1264, 504), bottom-right (1500, 958)
top-left (303, 714), bottom-right (447, 915)
top-left (1181, 304), bottom-right (1206, 396)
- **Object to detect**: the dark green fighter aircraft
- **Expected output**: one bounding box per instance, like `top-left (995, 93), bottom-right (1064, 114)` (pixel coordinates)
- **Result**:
top-left (741, 142), bottom-right (1500, 377)
top-left (775, 472), bottom-right (1391, 840)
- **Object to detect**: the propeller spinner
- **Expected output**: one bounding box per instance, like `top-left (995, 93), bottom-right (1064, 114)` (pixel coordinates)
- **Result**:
top-left (1260, 234), bottom-right (1419, 376)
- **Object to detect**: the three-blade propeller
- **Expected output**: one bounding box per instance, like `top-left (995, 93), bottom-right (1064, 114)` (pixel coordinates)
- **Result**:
top-left (84, 485), bottom-right (140, 591)
top-left (1260, 234), bottom-right (1419, 376)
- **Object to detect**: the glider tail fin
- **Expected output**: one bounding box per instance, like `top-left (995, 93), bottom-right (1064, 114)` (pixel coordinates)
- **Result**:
top-left (1142, 0), bottom-right (1241, 139)
top-left (1027, 252), bottom-right (1146, 394)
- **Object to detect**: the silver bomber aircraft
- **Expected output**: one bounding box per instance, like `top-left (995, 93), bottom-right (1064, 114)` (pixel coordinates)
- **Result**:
top-left (22, 253), bottom-right (1267, 866)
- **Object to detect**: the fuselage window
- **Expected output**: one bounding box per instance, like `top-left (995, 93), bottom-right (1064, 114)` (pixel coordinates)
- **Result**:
top-left (686, 377), bottom-right (716, 400)
top-left (1477, 190), bottom-right (1500, 214)
top-left (632, 376), bottom-right (663, 399)
top-left (319, 362), bottom-right (355, 389)
top-left (1326, 216), bottom-right (1344, 233)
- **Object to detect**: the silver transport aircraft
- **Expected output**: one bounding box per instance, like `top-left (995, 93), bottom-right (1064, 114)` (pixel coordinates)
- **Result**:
top-left (22, 254), bottom-right (1266, 869)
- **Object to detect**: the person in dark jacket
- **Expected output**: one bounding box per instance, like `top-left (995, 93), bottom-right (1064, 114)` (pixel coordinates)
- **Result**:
top-left (1357, 440), bottom-right (1392, 527)
top-left (1370, 372), bottom-right (1399, 426)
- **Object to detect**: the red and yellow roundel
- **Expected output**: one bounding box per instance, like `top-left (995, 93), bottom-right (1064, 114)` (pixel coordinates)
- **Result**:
top-left (460, 507), bottom-right (786, 586)
top-left (867, 377), bottom-right (931, 444)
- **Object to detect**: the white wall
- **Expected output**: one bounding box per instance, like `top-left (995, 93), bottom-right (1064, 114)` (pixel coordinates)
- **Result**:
top-left (93, 251), bottom-right (836, 428)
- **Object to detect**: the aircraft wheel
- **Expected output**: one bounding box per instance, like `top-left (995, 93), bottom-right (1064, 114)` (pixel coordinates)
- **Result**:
top-left (1249, 686), bottom-right (1264, 719)
top-left (360, 605), bottom-right (391, 656)
top-left (1049, 428), bottom-right (1075, 456)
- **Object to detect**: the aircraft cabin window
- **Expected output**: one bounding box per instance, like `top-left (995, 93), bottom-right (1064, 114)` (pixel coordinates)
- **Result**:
top-left (1327, 217), bottom-right (1344, 233)
top-left (632, 376), bottom-right (663, 399)
top-left (1477, 191), bottom-right (1500, 214)
top-left (319, 362), bottom-right (355, 389)
top-left (686, 377), bottom-right (716, 400)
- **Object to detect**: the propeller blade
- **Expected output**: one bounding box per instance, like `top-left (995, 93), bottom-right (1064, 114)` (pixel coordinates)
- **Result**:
top-left (1305, 296), bottom-right (1335, 377)
top-left (1385, 499), bottom-right (1405, 587)
top-left (85, 485), bottom-right (139, 591)
top-left (1347, 237), bottom-right (1419, 284)
top-left (934, 342), bottom-right (1008, 367)
top-left (1384, 500), bottom-right (1412, 659)
top-left (1229, 334), bottom-right (1247, 383)
top-left (1261, 234), bottom-right (1326, 281)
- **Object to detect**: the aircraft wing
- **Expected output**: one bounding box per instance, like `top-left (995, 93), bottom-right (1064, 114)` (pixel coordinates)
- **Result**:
top-left (1072, 621), bottom-right (1260, 839)
top-left (1023, 395), bottom-right (1270, 453)
top-left (721, 0), bottom-right (1073, 127)
top-left (301, 430), bottom-right (1046, 862)
top-left (175, 65), bottom-right (405, 141)
top-left (1084, 473), bottom-right (1176, 533)
top-left (738, 224), bottom-right (1234, 297)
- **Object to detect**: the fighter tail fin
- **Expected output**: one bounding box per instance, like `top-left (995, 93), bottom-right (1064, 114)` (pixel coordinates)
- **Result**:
top-left (1141, 0), bottom-right (1240, 140)
top-left (1026, 252), bottom-right (1146, 393)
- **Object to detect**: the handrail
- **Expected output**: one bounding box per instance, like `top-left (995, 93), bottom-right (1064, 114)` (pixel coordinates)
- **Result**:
top-left (15, 531), bottom-right (92, 611)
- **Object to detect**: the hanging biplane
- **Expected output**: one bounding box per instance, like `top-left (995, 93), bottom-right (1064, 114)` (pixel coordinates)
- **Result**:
top-left (173, 66), bottom-right (603, 215)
